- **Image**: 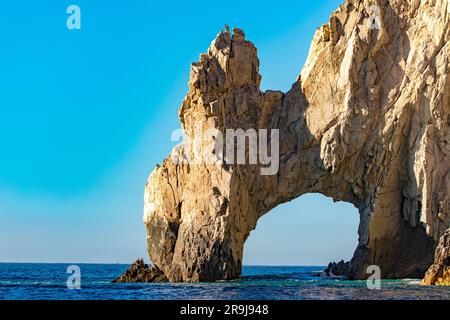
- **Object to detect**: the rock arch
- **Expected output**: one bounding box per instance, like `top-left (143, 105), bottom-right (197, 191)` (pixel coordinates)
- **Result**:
top-left (141, 0), bottom-right (449, 282)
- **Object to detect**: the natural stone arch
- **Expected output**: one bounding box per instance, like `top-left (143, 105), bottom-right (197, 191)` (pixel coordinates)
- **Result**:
top-left (141, 0), bottom-right (449, 282)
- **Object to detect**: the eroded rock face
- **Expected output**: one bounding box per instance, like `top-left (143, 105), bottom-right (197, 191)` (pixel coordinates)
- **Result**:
top-left (423, 228), bottom-right (450, 285)
top-left (142, 0), bottom-right (449, 282)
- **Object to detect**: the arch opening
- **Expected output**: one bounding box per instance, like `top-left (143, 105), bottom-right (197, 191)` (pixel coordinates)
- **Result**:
top-left (243, 193), bottom-right (359, 268)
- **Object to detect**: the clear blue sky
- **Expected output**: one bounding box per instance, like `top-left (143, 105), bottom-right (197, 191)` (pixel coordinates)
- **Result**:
top-left (0, 0), bottom-right (358, 265)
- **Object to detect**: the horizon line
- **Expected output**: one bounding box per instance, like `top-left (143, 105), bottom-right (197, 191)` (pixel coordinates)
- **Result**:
top-left (0, 261), bottom-right (327, 267)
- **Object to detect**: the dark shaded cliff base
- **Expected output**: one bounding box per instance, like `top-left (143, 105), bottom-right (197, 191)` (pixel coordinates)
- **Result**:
top-left (115, 259), bottom-right (352, 283)
top-left (113, 259), bottom-right (167, 283)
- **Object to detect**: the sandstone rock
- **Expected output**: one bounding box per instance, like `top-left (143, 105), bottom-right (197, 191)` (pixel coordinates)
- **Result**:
top-left (422, 229), bottom-right (450, 286)
top-left (113, 259), bottom-right (167, 283)
top-left (321, 24), bottom-right (331, 42)
top-left (138, 0), bottom-right (449, 283)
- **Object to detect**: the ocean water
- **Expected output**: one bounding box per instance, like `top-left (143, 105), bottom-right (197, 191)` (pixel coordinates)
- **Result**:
top-left (0, 263), bottom-right (449, 300)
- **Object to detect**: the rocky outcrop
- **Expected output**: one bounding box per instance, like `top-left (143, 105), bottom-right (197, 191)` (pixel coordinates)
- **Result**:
top-left (113, 259), bottom-right (167, 283)
top-left (140, 0), bottom-right (449, 283)
top-left (423, 229), bottom-right (450, 285)
top-left (324, 260), bottom-right (352, 278)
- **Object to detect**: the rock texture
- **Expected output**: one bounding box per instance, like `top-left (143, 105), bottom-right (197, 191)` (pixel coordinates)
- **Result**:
top-left (324, 260), bottom-right (352, 278)
top-left (423, 229), bottom-right (450, 285)
top-left (141, 0), bottom-right (449, 282)
top-left (113, 259), bottom-right (167, 283)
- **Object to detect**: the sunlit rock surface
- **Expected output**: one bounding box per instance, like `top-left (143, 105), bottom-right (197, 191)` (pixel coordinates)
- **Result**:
top-left (127, 0), bottom-right (450, 283)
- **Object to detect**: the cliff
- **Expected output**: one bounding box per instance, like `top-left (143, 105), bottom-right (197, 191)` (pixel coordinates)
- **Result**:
top-left (119, 0), bottom-right (449, 284)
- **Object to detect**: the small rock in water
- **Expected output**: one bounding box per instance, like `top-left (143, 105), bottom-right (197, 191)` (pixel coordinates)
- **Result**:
top-left (323, 260), bottom-right (351, 278)
top-left (112, 258), bottom-right (167, 283)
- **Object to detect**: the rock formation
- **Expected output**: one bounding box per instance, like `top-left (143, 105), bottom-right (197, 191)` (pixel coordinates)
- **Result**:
top-left (113, 258), bottom-right (167, 283)
top-left (422, 229), bottom-right (450, 285)
top-left (135, 0), bottom-right (449, 283)
top-left (324, 260), bottom-right (352, 278)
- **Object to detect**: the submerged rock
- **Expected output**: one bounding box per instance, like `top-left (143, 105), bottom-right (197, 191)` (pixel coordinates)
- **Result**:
top-left (136, 0), bottom-right (449, 283)
top-left (113, 259), bottom-right (167, 283)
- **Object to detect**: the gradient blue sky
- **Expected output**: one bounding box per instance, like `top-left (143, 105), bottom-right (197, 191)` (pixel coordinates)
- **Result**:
top-left (0, 0), bottom-right (359, 265)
